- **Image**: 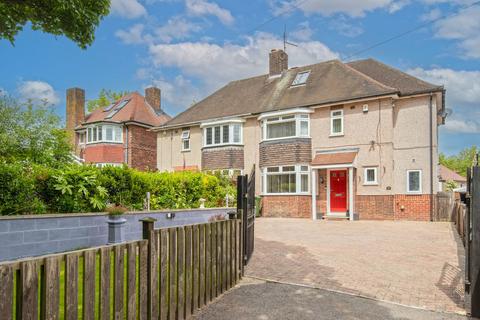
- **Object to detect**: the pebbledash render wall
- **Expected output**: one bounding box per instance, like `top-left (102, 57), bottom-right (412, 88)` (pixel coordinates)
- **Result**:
top-left (0, 208), bottom-right (230, 262)
top-left (157, 94), bottom-right (441, 221)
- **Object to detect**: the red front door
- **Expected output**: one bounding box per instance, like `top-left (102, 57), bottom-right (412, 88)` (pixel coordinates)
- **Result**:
top-left (330, 170), bottom-right (347, 213)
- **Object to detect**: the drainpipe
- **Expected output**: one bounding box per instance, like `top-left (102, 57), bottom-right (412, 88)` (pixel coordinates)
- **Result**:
top-left (429, 93), bottom-right (434, 221)
top-left (125, 125), bottom-right (129, 165)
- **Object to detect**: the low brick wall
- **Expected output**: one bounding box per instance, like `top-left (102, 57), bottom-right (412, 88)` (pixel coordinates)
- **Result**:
top-left (0, 208), bottom-right (231, 262)
top-left (262, 195), bottom-right (311, 218)
top-left (355, 194), bottom-right (433, 221)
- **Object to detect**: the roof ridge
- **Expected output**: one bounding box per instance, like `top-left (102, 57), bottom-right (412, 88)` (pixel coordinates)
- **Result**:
top-left (339, 60), bottom-right (398, 92)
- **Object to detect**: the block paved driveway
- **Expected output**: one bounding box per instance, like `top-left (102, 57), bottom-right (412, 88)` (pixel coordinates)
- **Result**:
top-left (245, 218), bottom-right (465, 314)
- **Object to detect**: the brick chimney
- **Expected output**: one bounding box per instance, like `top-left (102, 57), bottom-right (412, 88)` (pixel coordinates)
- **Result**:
top-left (269, 49), bottom-right (288, 77)
top-left (145, 87), bottom-right (161, 113)
top-left (66, 87), bottom-right (85, 144)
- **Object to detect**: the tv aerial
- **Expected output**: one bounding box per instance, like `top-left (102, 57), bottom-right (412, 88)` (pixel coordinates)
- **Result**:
top-left (283, 24), bottom-right (298, 51)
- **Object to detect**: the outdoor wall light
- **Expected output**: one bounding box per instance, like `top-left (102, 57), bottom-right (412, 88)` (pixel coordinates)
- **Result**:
top-left (166, 212), bottom-right (175, 219)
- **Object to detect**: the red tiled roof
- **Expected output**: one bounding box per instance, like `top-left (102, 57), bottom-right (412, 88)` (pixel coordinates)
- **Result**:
top-left (439, 165), bottom-right (466, 182)
top-left (80, 92), bottom-right (170, 128)
top-left (312, 152), bottom-right (357, 166)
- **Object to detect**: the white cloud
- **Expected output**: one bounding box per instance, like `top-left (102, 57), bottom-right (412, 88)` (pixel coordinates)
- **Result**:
top-left (270, 0), bottom-right (407, 17)
top-left (115, 24), bottom-right (147, 44)
top-left (17, 81), bottom-right (60, 105)
top-left (290, 22), bottom-right (314, 41)
top-left (151, 75), bottom-right (202, 111)
top-left (148, 32), bottom-right (339, 91)
top-left (329, 17), bottom-right (363, 37)
top-left (185, 0), bottom-right (234, 25)
top-left (111, 0), bottom-right (147, 19)
top-left (421, 8), bottom-right (442, 21)
top-left (433, 6), bottom-right (480, 58)
top-left (407, 67), bottom-right (480, 134)
top-left (155, 17), bottom-right (202, 42)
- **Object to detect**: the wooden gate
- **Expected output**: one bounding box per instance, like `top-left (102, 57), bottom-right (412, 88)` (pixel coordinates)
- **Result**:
top-left (466, 156), bottom-right (480, 317)
top-left (237, 167), bottom-right (255, 268)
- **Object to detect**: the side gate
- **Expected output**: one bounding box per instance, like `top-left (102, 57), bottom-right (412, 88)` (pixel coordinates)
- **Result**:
top-left (466, 155), bottom-right (480, 317)
top-left (237, 167), bottom-right (255, 268)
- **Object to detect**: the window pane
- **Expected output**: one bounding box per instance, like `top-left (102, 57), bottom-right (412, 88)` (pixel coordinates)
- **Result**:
top-left (92, 127), bottom-right (97, 141)
top-left (87, 128), bottom-right (91, 142)
top-left (222, 125), bottom-right (229, 143)
top-left (267, 167), bottom-right (279, 172)
top-left (282, 166), bottom-right (295, 172)
top-left (332, 110), bottom-right (342, 117)
top-left (332, 118), bottom-right (342, 134)
top-left (206, 127), bottom-right (212, 145)
top-left (409, 171), bottom-right (420, 191)
top-left (281, 115), bottom-right (295, 120)
top-left (214, 126), bottom-right (221, 144)
top-left (106, 126), bottom-right (113, 141)
top-left (300, 166), bottom-right (308, 171)
top-left (114, 127), bottom-right (122, 142)
top-left (183, 139), bottom-right (190, 150)
top-left (301, 174), bottom-right (309, 192)
top-left (366, 169), bottom-right (376, 182)
top-left (267, 121), bottom-right (295, 139)
top-left (97, 126), bottom-right (102, 141)
top-left (267, 175), bottom-right (280, 193)
top-left (233, 124), bottom-right (241, 143)
top-left (300, 120), bottom-right (308, 136)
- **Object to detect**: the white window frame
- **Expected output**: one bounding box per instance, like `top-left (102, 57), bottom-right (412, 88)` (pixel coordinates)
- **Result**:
top-left (203, 123), bottom-right (243, 147)
top-left (330, 109), bottom-right (344, 136)
top-left (363, 167), bottom-right (378, 185)
top-left (261, 113), bottom-right (310, 141)
top-left (86, 124), bottom-right (123, 144)
top-left (262, 165), bottom-right (310, 195)
top-left (181, 130), bottom-right (190, 151)
top-left (407, 169), bottom-right (422, 193)
top-left (291, 70), bottom-right (311, 86)
top-left (95, 163), bottom-right (123, 168)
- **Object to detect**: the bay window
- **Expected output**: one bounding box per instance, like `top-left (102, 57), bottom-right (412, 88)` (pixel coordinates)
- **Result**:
top-left (86, 124), bottom-right (123, 144)
top-left (263, 165), bottom-right (310, 194)
top-left (261, 113), bottom-right (310, 141)
top-left (203, 123), bottom-right (242, 147)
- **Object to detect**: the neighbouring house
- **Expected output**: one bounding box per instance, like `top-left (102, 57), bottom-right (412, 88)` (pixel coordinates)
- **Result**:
top-left (439, 165), bottom-right (467, 191)
top-left (66, 87), bottom-right (171, 170)
top-left (154, 49), bottom-right (446, 221)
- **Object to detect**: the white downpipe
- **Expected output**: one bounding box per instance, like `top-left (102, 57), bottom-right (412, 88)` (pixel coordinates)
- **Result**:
top-left (348, 167), bottom-right (354, 221)
top-left (311, 169), bottom-right (317, 220)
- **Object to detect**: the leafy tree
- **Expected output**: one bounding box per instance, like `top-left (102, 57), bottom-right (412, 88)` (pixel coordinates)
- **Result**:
top-left (0, 96), bottom-right (72, 167)
top-left (87, 89), bottom-right (128, 112)
top-left (444, 180), bottom-right (459, 192)
top-left (439, 146), bottom-right (479, 177)
top-left (0, 0), bottom-right (110, 49)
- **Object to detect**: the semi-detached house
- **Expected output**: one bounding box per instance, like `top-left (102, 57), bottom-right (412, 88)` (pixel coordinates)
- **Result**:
top-left (154, 49), bottom-right (446, 221)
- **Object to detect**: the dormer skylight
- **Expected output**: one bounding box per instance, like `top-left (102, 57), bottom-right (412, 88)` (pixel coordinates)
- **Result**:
top-left (105, 99), bottom-right (130, 119)
top-left (291, 71), bottom-right (310, 86)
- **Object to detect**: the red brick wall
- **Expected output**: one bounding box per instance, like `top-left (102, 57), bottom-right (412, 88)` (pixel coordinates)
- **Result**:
top-left (355, 194), bottom-right (433, 221)
top-left (84, 144), bottom-right (124, 163)
top-left (355, 195), bottom-right (395, 220)
top-left (394, 194), bottom-right (433, 221)
top-left (128, 125), bottom-right (157, 171)
top-left (262, 195), bottom-right (311, 218)
top-left (201, 146), bottom-right (244, 170)
top-left (259, 138), bottom-right (311, 167)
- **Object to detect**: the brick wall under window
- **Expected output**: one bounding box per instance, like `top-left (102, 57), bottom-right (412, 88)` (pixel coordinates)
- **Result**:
top-left (259, 138), bottom-right (311, 167)
top-left (84, 144), bottom-right (124, 163)
top-left (262, 195), bottom-right (311, 218)
top-left (202, 146), bottom-right (244, 170)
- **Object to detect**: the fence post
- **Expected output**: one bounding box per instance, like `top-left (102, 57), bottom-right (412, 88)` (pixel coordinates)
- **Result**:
top-left (140, 217), bottom-right (157, 320)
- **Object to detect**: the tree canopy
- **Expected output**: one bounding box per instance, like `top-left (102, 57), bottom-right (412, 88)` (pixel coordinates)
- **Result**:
top-left (0, 96), bottom-right (72, 167)
top-left (87, 89), bottom-right (128, 112)
top-left (439, 146), bottom-right (479, 177)
top-left (0, 0), bottom-right (110, 49)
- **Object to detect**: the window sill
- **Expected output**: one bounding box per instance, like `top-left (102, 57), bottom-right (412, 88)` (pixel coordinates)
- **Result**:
top-left (261, 136), bottom-right (311, 142)
top-left (202, 143), bottom-right (244, 149)
top-left (406, 191), bottom-right (422, 195)
top-left (329, 133), bottom-right (344, 138)
top-left (261, 193), bottom-right (311, 196)
top-left (181, 149), bottom-right (191, 153)
top-left (86, 141), bottom-right (123, 145)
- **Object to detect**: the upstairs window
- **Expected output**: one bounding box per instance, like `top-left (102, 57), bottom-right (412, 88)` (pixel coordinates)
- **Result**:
top-left (291, 71), bottom-right (310, 86)
top-left (87, 124), bottom-right (123, 144)
top-left (181, 130), bottom-right (190, 151)
top-left (203, 123), bottom-right (243, 147)
top-left (330, 109), bottom-right (344, 136)
top-left (262, 113), bottom-right (310, 140)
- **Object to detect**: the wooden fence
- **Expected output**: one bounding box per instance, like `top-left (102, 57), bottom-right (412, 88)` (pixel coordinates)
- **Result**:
top-left (0, 219), bottom-right (242, 320)
top-left (435, 191), bottom-right (456, 222)
top-left (453, 201), bottom-right (467, 245)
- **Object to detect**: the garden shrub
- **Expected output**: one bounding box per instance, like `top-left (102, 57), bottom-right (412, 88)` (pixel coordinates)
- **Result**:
top-left (0, 162), bottom-right (45, 215)
top-left (0, 162), bottom-right (237, 215)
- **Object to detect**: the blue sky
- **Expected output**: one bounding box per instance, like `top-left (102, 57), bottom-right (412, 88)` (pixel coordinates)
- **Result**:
top-left (1, 0), bottom-right (479, 155)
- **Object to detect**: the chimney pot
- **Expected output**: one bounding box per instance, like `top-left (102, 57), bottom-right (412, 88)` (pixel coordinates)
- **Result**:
top-left (145, 87), bottom-right (161, 113)
top-left (269, 49), bottom-right (288, 77)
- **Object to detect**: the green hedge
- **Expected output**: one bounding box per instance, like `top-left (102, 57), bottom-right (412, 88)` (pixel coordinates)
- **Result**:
top-left (0, 163), bottom-right (236, 215)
